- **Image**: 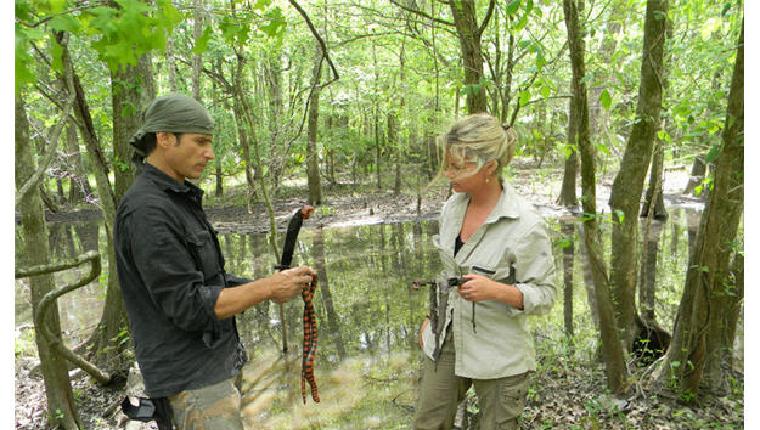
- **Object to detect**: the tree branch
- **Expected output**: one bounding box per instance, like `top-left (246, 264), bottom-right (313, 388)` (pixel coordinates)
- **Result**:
top-left (15, 89), bottom-right (74, 207)
top-left (477, 0), bottom-right (496, 38)
top-left (288, 0), bottom-right (339, 85)
top-left (389, 0), bottom-right (455, 27)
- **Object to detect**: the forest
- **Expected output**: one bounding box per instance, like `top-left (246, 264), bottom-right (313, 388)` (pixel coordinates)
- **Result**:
top-left (15, 0), bottom-right (743, 429)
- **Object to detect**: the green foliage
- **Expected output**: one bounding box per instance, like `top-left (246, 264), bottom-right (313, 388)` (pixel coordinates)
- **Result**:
top-left (15, 0), bottom-right (181, 92)
top-left (599, 89), bottom-right (612, 110)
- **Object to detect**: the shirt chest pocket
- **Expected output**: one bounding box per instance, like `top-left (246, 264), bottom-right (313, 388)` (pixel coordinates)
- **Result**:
top-left (186, 229), bottom-right (221, 281)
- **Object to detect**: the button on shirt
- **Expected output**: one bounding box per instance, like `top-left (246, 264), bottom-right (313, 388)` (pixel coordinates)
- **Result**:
top-left (114, 164), bottom-right (248, 397)
top-left (421, 180), bottom-right (556, 379)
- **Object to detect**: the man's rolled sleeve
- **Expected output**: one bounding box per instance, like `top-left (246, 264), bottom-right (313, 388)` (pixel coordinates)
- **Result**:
top-left (508, 222), bottom-right (557, 316)
top-left (127, 206), bottom-right (222, 332)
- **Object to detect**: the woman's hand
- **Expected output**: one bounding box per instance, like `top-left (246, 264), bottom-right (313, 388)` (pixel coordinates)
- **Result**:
top-left (458, 274), bottom-right (524, 309)
top-left (457, 274), bottom-right (500, 302)
top-left (418, 317), bottom-right (429, 349)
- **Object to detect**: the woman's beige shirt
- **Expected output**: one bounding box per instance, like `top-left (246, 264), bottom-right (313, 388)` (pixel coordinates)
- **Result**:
top-left (421, 180), bottom-right (556, 379)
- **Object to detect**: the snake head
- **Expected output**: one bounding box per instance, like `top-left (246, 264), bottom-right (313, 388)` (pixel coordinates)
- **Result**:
top-left (301, 205), bottom-right (315, 220)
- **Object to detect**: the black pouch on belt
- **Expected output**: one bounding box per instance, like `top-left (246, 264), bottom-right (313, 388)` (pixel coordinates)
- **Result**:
top-left (121, 396), bottom-right (174, 430)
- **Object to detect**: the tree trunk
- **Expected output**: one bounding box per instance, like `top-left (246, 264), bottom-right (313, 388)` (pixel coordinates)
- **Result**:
top-left (233, 51), bottom-right (255, 191)
top-left (17, 94), bottom-right (82, 429)
top-left (393, 37), bottom-right (406, 196)
top-left (59, 34), bottom-right (130, 370)
top-left (307, 42), bottom-right (323, 205)
top-left (449, 0), bottom-right (493, 113)
top-left (662, 22), bottom-right (743, 400)
top-left (561, 220), bottom-right (575, 345)
top-left (559, 95), bottom-right (578, 208)
top-left (313, 227), bottom-right (345, 359)
top-left (266, 48), bottom-right (284, 187)
top-left (638, 220), bottom-right (664, 322)
top-left (387, 110), bottom-right (400, 195)
top-left (65, 122), bottom-right (91, 203)
top-left (608, 0), bottom-right (669, 349)
top-left (641, 140), bottom-right (668, 219)
top-left (684, 155), bottom-right (706, 196)
top-left (563, 0), bottom-right (628, 395)
top-left (192, 0), bottom-right (203, 101)
top-left (166, 33), bottom-right (178, 92)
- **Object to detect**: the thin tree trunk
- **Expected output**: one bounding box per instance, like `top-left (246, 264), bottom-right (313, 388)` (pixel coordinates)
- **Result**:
top-left (192, 0), bottom-right (203, 101)
top-left (638, 220), bottom-right (663, 322)
top-left (65, 122), bottom-right (90, 203)
top-left (17, 94), bottom-right (82, 429)
top-left (684, 155), bottom-right (706, 196)
top-left (166, 33), bottom-right (178, 92)
top-left (561, 219), bottom-right (575, 346)
top-left (314, 227), bottom-right (345, 360)
top-left (608, 0), bottom-right (669, 349)
top-left (449, 0), bottom-right (493, 113)
top-left (307, 42), bottom-right (323, 205)
top-left (564, 0), bottom-right (628, 394)
top-left (641, 140), bottom-right (668, 219)
top-left (559, 96), bottom-right (578, 208)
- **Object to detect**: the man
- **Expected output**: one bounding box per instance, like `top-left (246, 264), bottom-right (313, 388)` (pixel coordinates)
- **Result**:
top-left (114, 93), bottom-right (314, 429)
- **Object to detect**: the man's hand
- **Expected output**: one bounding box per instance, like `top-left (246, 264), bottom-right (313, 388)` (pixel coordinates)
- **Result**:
top-left (268, 266), bottom-right (316, 304)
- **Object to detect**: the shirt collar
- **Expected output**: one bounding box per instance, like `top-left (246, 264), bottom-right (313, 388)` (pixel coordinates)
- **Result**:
top-left (486, 180), bottom-right (521, 222)
top-left (451, 179), bottom-right (521, 223)
top-left (141, 163), bottom-right (203, 198)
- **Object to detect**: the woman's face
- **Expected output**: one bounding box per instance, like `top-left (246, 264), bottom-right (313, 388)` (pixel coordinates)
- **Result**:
top-left (443, 150), bottom-right (489, 193)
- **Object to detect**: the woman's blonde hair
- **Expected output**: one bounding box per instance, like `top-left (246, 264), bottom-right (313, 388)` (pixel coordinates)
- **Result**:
top-left (442, 113), bottom-right (518, 173)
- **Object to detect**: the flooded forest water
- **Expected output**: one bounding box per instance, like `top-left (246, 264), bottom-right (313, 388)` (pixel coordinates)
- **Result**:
top-left (15, 206), bottom-right (743, 428)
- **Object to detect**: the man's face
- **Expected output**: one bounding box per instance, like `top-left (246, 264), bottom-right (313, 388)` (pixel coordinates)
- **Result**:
top-left (161, 132), bottom-right (215, 181)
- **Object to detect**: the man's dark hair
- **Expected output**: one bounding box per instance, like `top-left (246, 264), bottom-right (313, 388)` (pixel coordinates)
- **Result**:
top-left (132, 132), bottom-right (184, 168)
top-left (143, 131), bottom-right (184, 155)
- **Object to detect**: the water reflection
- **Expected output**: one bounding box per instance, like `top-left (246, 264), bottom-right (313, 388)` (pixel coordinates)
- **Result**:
top-left (15, 208), bottom-right (742, 428)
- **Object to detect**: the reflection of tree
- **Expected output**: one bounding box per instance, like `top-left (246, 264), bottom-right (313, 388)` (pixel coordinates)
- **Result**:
top-left (639, 220), bottom-right (664, 322)
top-left (48, 222), bottom-right (73, 261)
top-left (314, 226), bottom-right (345, 360)
top-left (560, 219), bottom-right (575, 346)
top-left (73, 222), bottom-right (99, 253)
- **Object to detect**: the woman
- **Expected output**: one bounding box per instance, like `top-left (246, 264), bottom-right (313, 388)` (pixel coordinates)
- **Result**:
top-left (414, 113), bottom-right (556, 429)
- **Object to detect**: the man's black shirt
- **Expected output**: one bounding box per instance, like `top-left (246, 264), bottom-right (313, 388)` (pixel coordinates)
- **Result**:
top-left (114, 163), bottom-right (248, 397)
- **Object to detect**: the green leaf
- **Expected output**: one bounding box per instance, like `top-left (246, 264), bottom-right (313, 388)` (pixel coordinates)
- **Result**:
top-left (518, 39), bottom-right (532, 49)
top-left (518, 90), bottom-right (530, 106)
top-left (540, 85), bottom-right (550, 98)
top-left (50, 0), bottom-right (67, 14)
top-left (261, 6), bottom-right (286, 37)
top-left (50, 39), bottom-right (64, 73)
top-left (514, 11), bottom-right (530, 32)
top-left (657, 130), bottom-right (672, 143)
top-left (614, 209), bottom-right (625, 224)
top-left (599, 89), bottom-right (612, 110)
top-left (192, 26), bottom-right (213, 55)
top-left (705, 144), bottom-right (721, 163)
top-left (48, 15), bottom-right (81, 34)
top-left (721, 2), bottom-right (732, 16)
top-left (596, 143), bottom-right (610, 155)
top-left (506, 0), bottom-right (520, 16)
top-left (15, 34), bottom-right (35, 92)
top-left (535, 49), bottom-right (546, 70)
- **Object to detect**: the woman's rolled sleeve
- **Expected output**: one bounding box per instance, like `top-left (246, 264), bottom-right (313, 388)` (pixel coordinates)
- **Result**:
top-left (509, 222), bottom-right (556, 316)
